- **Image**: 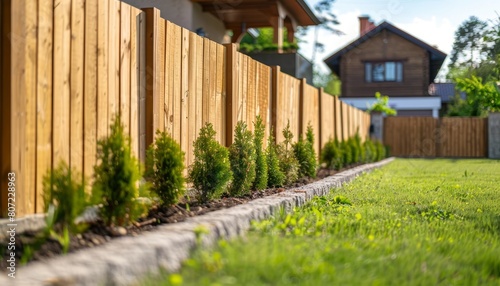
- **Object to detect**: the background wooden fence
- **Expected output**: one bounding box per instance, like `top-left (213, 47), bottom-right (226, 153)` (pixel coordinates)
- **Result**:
top-left (0, 0), bottom-right (369, 218)
top-left (384, 117), bottom-right (488, 157)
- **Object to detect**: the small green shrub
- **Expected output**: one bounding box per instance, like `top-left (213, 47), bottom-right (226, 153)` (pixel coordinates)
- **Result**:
top-left (266, 128), bottom-right (285, 188)
top-left (321, 138), bottom-right (343, 170)
top-left (353, 132), bottom-right (366, 163)
top-left (277, 121), bottom-right (299, 185)
top-left (363, 139), bottom-right (377, 163)
top-left (348, 137), bottom-right (360, 165)
top-left (43, 161), bottom-right (87, 233)
top-left (93, 115), bottom-right (142, 227)
top-left (341, 140), bottom-right (353, 166)
top-left (253, 115), bottom-right (268, 190)
top-left (229, 121), bottom-right (256, 196)
top-left (188, 123), bottom-right (232, 203)
top-left (145, 130), bottom-right (185, 206)
top-left (375, 141), bottom-right (387, 161)
top-left (293, 124), bottom-right (317, 178)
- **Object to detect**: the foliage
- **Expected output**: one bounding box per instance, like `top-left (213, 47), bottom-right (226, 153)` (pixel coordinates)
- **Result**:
top-left (239, 28), bottom-right (298, 53)
top-left (266, 128), bottom-right (285, 188)
top-left (229, 121), bottom-right (257, 196)
top-left (188, 123), bottom-right (232, 203)
top-left (375, 140), bottom-right (387, 161)
top-left (293, 124), bottom-right (318, 178)
top-left (448, 16), bottom-right (489, 69)
top-left (340, 140), bottom-right (353, 166)
top-left (320, 138), bottom-right (343, 170)
top-left (313, 70), bottom-right (342, 95)
top-left (456, 75), bottom-right (500, 112)
top-left (149, 159), bottom-right (500, 285)
top-left (93, 115), bottom-right (142, 227)
top-left (253, 115), bottom-right (268, 190)
top-left (43, 161), bottom-right (87, 234)
top-left (363, 139), bottom-right (377, 163)
top-left (145, 130), bottom-right (185, 206)
top-left (277, 122), bottom-right (300, 185)
top-left (352, 132), bottom-right (366, 163)
top-left (367, 92), bottom-right (397, 116)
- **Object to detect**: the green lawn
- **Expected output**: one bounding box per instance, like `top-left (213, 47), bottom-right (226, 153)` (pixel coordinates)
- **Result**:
top-left (144, 159), bottom-right (500, 286)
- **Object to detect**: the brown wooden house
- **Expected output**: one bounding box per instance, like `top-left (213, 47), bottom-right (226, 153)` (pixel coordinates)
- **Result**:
top-left (324, 16), bottom-right (447, 117)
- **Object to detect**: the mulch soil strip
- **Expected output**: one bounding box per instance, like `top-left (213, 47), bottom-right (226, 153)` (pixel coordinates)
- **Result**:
top-left (0, 165), bottom-right (359, 271)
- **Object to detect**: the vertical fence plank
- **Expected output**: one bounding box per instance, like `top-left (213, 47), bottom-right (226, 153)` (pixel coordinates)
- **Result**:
top-left (97, 0), bottom-right (109, 140)
top-left (129, 7), bottom-right (140, 160)
top-left (225, 44), bottom-right (237, 146)
top-left (120, 2), bottom-right (131, 134)
top-left (216, 43), bottom-right (226, 144)
top-left (70, 0), bottom-right (85, 174)
top-left (180, 27), bottom-right (189, 166)
top-left (53, 0), bottom-right (71, 165)
top-left (138, 11), bottom-right (146, 162)
top-left (84, 0), bottom-right (98, 192)
top-left (22, 0), bottom-right (37, 215)
top-left (187, 31), bottom-right (198, 165)
top-left (108, 0), bottom-right (120, 119)
top-left (158, 19), bottom-right (166, 134)
top-left (144, 7), bottom-right (159, 147)
top-left (36, 0), bottom-right (54, 212)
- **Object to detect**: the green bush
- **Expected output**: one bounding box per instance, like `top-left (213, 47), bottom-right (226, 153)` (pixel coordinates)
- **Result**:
top-left (229, 121), bottom-right (257, 196)
top-left (293, 124), bottom-right (317, 178)
top-left (93, 115), bottom-right (142, 227)
top-left (253, 115), bottom-right (268, 190)
top-left (43, 161), bottom-right (87, 233)
top-left (375, 141), bottom-right (387, 161)
top-left (341, 140), bottom-right (353, 166)
top-left (188, 123), bottom-right (232, 203)
top-left (353, 132), bottom-right (366, 163)
top-left (145, 130), bottom-right (185, 206)
top-left (321, 138), bottom-right (343, 170)
top-left (363, 139), bottom-right (377, 163)
top-left (277, 122), bottom-right (300, 185)
top-left (266, 128), bottom-right (285, 188)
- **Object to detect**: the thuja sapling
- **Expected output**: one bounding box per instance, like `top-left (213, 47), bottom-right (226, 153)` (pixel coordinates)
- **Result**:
top-left (188, 123), bottom-right (232, 203)
top-left (229, 121), bottom-right (257, 196)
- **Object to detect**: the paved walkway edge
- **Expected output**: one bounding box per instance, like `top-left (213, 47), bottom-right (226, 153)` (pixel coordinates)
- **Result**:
top-left (6, 158), bottom-right (395, 286)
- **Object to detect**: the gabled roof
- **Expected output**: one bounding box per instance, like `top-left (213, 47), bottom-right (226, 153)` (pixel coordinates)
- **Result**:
top-left (324, 21), bottom-right (447, 81)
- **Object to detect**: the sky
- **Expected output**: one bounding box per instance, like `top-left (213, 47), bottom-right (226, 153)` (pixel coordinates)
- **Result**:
top-left (301, 0), bottom-right (500, 80)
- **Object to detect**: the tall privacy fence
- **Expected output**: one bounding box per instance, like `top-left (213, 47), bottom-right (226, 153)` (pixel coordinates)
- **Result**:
top-left (383, 117), bottom-right (489, 157)
top-left (0, 0), bottom-right (370, 218)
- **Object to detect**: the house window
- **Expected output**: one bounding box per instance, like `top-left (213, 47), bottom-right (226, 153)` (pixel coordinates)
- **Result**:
top-left (365, 61), bottom-right (403, 82)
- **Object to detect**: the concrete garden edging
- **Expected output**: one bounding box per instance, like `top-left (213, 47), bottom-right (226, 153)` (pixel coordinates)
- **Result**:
top-left (3, 158), bottom-right (394, 286)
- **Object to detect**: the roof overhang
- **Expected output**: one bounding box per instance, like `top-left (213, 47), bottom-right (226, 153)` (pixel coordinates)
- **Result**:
top-left (191, 0), bottom-right (320, 30)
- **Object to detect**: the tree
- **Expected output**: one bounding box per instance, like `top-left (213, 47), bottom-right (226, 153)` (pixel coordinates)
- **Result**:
top-left (448, 16), bottom-right (489, 70)
top-left (367, 92), bottom-right (397, 116)
top-left (298, 0), bottom-right (343, 65)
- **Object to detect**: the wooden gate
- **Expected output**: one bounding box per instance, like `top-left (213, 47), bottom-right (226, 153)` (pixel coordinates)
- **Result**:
top-left (384, 117), bottom-right (488, 157)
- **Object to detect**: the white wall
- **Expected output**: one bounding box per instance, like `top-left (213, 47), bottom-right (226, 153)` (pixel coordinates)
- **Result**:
top-left (121, 0), bottom-right (227, 43)
top-left (341, 97), bottom-right (442, 118)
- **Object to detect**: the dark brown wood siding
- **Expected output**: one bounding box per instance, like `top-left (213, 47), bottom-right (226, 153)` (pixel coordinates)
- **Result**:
top-left (341, 29), bottom-right (430, 97)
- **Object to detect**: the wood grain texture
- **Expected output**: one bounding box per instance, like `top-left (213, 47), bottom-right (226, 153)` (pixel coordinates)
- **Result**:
top-left (120, 2), bottom-right (131, 134)
top-left (71, 0), bottom-right (85, 173)
top-left (84, 0), bottom-right (98, 188)
top-left (97, 0), bottom-right (109, 140)
top-left (36, 0), bottom-right (54, 212)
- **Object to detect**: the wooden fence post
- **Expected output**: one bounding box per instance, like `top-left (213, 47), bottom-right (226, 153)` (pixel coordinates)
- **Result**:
top-left (299, 78), bottom-right (306, 136)
top-left (271, 66), bottom-right (280, 143)
top-left (224, 43), bottom-right (238, 147)
top-left (143, 7), bottom-right (160, 148)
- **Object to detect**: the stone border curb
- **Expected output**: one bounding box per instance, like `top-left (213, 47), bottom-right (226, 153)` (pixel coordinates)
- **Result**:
top-left (2, 158), bottom-right (394, 285)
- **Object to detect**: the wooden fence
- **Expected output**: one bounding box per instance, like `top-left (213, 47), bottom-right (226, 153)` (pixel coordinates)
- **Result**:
top-left (0, 0), bottom-right (145, 217)
top-left (384, 117), bottom-right (488, 157)
top-left (0, 0), bottom-right (370, 218)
